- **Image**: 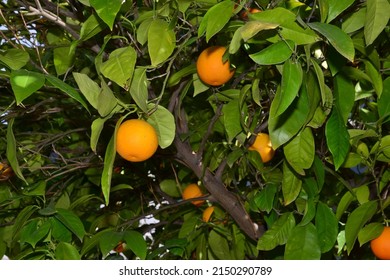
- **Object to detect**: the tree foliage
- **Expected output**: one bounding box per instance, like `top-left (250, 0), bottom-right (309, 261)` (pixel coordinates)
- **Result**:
top-left (0, 0), bottom-right (389, 260)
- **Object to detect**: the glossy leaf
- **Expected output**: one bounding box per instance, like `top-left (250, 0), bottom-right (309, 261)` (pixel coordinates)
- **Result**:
top-left (0, 49), bottom-right (30, 70)
top-left (334, 73), bottom-right (355, 124)
top-left (257, 212), bottom-right (295, 251)
top-left (358, 223), bottom-right (384, 246)
top-left (282, 161), bottom-right (302, 205)
top-left (148, 19), bottom-right (176, 66)
top-left (6, 118), bottom-right (28, 184)
top-left (308, 22), bottom-right (355, 62)
top-left (249, 40), bottom-right (294, 65)
top-left (101, 46), bottom-right (137, 88)
top-left (55, 208), bottom-right (86, 241)
top-left (273, 59), bottom-right (303, 117)
top-left (223, 99), bottom-right (242, 143)
top-left (73, 72), bottom-right (100, 110)
top-left (55, 242), bottom-right (81, 260)
top-left (147, 105), bottom-right (175, 149)
top-left (345, 200), bottom-right (378, 254)
top-left (240, 21), bottom-right (279, 42)
top-left (284, 223), bottom-right (321, 260)
top-left (325, 107), bottom-right (350, 170)
top-left (364, 0), bottom-right (390, 45)
top-left (198, 0), bottom-right (235, 42)
top-left (90, 0), bottom-right (122, 30)
top-left (315, 202), bottom-right (338, 253)
top-left (363, 59), bottom-right (383, 97)
top-left (326, 0), bottom-right (355, 23)
top-left (284, 127), bottom-right (315, 175)
top-left (378, 77), bottom-right (390, 118)
top-left (254, 184), bottom-right (278, 214)
top-left (97, 80), bottom-right (117, 118)
top-left (129, 68), bottom-right (149, 113)
top-left (342, 8), bottom-right (366, 34)
top-left (10, 70), bottom-right (45, 105)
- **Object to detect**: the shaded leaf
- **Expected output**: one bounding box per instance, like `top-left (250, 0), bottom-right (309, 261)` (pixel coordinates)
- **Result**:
top-left (123, 230), bottom-right (147, 260)
top-left (55, 242), bottom-right (81, 260)
top-left (209, 229), bottom-right (232, 259)
top-left (147, 105), bottom-right (175, 149)
top-left (334, 73), bottom-right (355, 124)
top-left (282, 161), bottom-right (302, 205)
top-left (223, 99), bottom-right (242, 142)
top-left (249, 40), bottom-right (294, 65)
top-left (80, 13), bottom-right (105, 41)
top-left (284, 223), bottom-right (321, 260)
top-left (358, 223), bottom-right (384, 246)
top-left (315, 202), bottom-right (338, 253)
top-left (55, 208), bottom-right (86, 241)
top-left (378, 77), bottom-right (390, 118)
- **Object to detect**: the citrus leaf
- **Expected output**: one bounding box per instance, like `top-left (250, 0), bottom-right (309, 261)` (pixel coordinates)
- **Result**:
top-left (90, 116), bottom-right (108, 153)
top-left (326, 0), bottom-right (355, 23)
top-left (282, 161), bottom-right (302, 205)
top-left (317, 0), bottom-right (329, 22)
top-left (249, 40), bottom-right (294, 65)
top-left (254, 183), bottom-right (278, 214)
top-left (209, 229), bottom-right (232, 259)
top-left (363, 59), bottom-right (383, 97)
top-left (0, 49), bottom-right (30, 70)
top-left (198, 0), bottom-right (235, 42)
top-left (11, 205), bottom-right (39, 241)
top-left (378, 77), bottom-right (390, 118)
top-left (160, 179), bottom-right (181, 198)
top-left (257, 212), bottom-right (295, 251)
top-left (10, 69), bottom-right (45, 105)
top-left (334, 73), bottom-right (355, 124)
top-left (325, 107), bottom-right (350, 170)
top-left (342, 7), bottom-right (366, 34)
top-left (123, 230), bottom-right (147, 260)
top-left (80, 13), bottom-right (105, 41)
top-left (148, 19), bottom-right (176, 66)
top-left (345, 200), bottom-right (377, 254)
top-left (249, 7), bottom-right (296, 25)
top-left (97, 80), bottom-right (118, 118)
top-left (284, 127), bottom-right (315, 175)
top-left (308, 22), bottom-right (355, 62)
top-left (53, 46), bottom-right (74, 76)
top-left (101, 46), bottom-right (137, 88)
top-left (129, 68), bottom-right (149, 113)
top-left (284, 223), bottom-right (321, 260)
top-left (6, 118), bottom-right (28, 184)
top-left (55, 208), bottom-right (86, 241)
top-left (240, 21), bottom-right (279, 42)
top-left (147, 105), bottom-right (175, 149)
top-left (55, 242), bottom-right (81, 260)
top-left (45, 75), bottom-right (90, 113)
top-left (90, 0), bottom-right (122, 30)
top-left (310, 58), bottom-right (327, 107)
top-left (336, 191), bottom-right (355, 221)
top-left (364, 0), bottom-right (390, 46)
top-left (358, 223), bottom-right (384, 246)
top-left (99, 230), bottom-right (122, 256)
top-left (223, 99), bottom-right (242, 143)
top-left (73, 72), bottom-right (100, 110)
top-left (273, 59), bottom-right (303, 117)
top-left (315, 202), bottom-right (338, 253)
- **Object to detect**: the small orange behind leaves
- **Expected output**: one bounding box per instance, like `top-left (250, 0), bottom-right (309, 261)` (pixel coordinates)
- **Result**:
top-left (116, 119), bottom-right (158, 162)
top-left (202, 206), bottom-right (215, 222)
top-left (249, 133), bottom-right (275, 163)
top-left (182, 183), bottom-right (204, 206)
top-left (370, 226), bottom-right (390, 260)
top-left (196, 46), bottom-right (235, 86)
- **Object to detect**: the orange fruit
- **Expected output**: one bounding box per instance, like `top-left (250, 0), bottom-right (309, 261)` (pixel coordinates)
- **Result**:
top-left (241, 7), bottom-right (261, 19)
top-left (249, 133), bottom-right (275, 163)
top-left (202, 206), bottom-right (215, 222)
top-left (370, 226), bottom-right (390, 260)
top-left (0, 162), bottom-right (13, 181)
top-left (182, 183), bottom-right (204, 206)
top-left (196, 46), bottom-right (235, 86)
top-left (116, 119), bottom-right (158, 162)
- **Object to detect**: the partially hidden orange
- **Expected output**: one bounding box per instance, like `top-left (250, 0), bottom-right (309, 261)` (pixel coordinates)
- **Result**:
top-left (249, 133), bottom-right (275, 163)
top-left (202, 206), bottom-right (215, 222)
top-left (182, 183), bottom-right (205, 206)
top-left (371, 226), bottom-right (390, 260)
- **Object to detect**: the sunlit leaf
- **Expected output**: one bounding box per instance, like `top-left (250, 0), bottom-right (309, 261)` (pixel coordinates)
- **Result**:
top-left (249, 40), bottom-right (294, 65)
top-left (90, 0), bottom-right (122, 30)
top-left (282, 161), bottom-right (302, 205)
top-left (326, 0), bottom-right (355, 23)
top-left (148, 19), bottom-right (176, 66)
top-left (147, 105), bottom-right (175, 149)
top-left (0, 49), bottom-right (30, 70)
top-left (364, 0), bottom-right (390, 45)
top-left (55, 242), bottom-right (81, 260)
top-left (10, 70), bottom-right (45, 105)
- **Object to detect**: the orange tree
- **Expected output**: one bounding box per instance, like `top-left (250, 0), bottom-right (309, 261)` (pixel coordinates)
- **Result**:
top-left (0, 0), bottom-right (389, 260)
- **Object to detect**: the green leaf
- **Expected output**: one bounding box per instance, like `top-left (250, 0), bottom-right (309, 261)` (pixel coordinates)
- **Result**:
top-left (101, 133), bottom-right (115, 205)
top-left (345, 200), bottom-right (378, 254)
top-left (45, 75), bottom-right (90, 113)
top-left (90, 0), bottom-right (122, 30)
top-left (12, 205), bottom-right (39, 241)
top-left (249, 40), bottom-right (294, 65)
top-left (364, 0), bottom-right (390, 46)
top-left (148, 19), bottom-right (176, 66)
top-left (73, 72), bottom-right (100, 110)
top-left (358, 223), bottom-right (384, 246)
top-left (80, 13), bottom-right (105, 41)
top-left (53, 46), bottom-right (75, 76)
top-left (147, 105), bottom-right (175, 149)
top-left (223, 99), bottom-right (242, 143)
top-left (0, 49), bottom-right (30, 70)
top-left (326, 0), bottom-right (355, 23)
top-left (284, 127), bottom-right (315, 175)
top-left (284, 223), bottom-right (321, 260)
top-left (257, 212), bottom-right (295, 251)
top-left (363, 59), bottom-right (383, 97)
top-left (123, 230), bottom-right (147, 260)
top-left (129, 68), bottom-right (149, 113)
top-left (274, 59), bottom-right (303, 117)
top-left (300, 198), bottom-right (316, 226)
top-left (254, 184), bottom-right (278, 214)
top-left (308, 22), bottom-right (355, 62)
top-left (334, 73), bottom-right (355, 124)
top-left (97, 80), bottom-right (117, 118)
top-left (342, 8), bottom-right (366, 34)
top-left (209, 229), bottom-right (232, 259)
top-left (198, 0), bottom-right (235, 42)
top-left (275, 22), bottom-right (319, 45)
top-left (6, 118), bottom-right (28, 184)
top-left (10, 70), bottom-right (45, 105)
top-left (282, 161), bottom-right (302, 205)
top-left (160, 179), bottom-right (181, 198)
top-left (50, 217), bottom-right (72, 242)
top-left (55, 208), bottom-right (86, 241)
top-left (240, 21), bottom-right (279, 42)
top-left (90, 117), bottom-right (108, 153)
top-left (336, 191), bottom-right (355, 220)
top-left (325, 107), bottom-right (350, 170)
top-left (310, 58), bottom-right (327, 107)
top-left (315, 202), bottom-right (338, 253)
top-left (317, 0), bottom-right (329, 22)
top-left (269, 84), bottom-right (310, 149)
top-left (20, 219), bottom-right (51, 248)
top-left (378, 77), bottom-right (390, 118)
top-left (249, 7), bottom-right (296, 25)
top-left (55, 242), bottom-right (81, 260)
top-left (101, 46), bottom-right (137, 88)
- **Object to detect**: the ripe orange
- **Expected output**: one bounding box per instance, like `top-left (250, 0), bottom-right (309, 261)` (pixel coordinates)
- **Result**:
top-left (116, 119), bottom-right (158, 162)
top-left (241, 7), bottom-right (261, 20)
top-left (182, 183), bottom-right (204, 206)
top-left (196, 46), bottom-right (235, 86)
top-left (370, 226), bottom-right (390, 260)
top-left (249, 133), bottom-right (275, 163)
top-left (202, 206), bottom-right (215, 222)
